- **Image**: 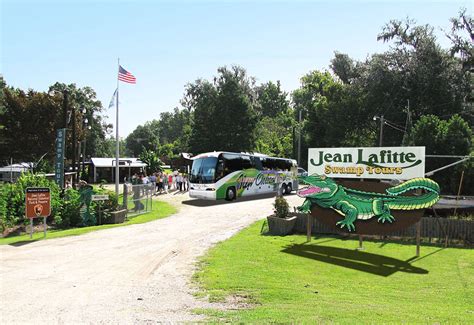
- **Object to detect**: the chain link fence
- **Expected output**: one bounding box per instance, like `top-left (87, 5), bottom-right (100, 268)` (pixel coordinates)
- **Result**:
top-left (122, 183), bottom-right (154, 217)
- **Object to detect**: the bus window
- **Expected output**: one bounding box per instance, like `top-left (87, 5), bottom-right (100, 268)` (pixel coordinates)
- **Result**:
top-left (223, 154), bottom-right (242, 175)
top-left (262, 158), bottom-right (278, 170)
top-left (190, 157), bottom-right (217, 184)
top-left (241, 155), bottom-right (252, 170)
top-left (216, 157), bottom-right (225, 181)
top-left (251, 156), bottom-right (263, 170)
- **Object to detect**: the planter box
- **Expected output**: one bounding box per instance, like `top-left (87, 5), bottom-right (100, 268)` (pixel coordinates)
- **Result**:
top-left (107, 209), bottom-right (128, 224)
top-left (267, 215), bottom-right (297, 236)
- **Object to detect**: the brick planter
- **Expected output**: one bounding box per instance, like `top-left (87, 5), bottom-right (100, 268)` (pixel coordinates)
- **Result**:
top-left (267, 215), bottom-right (297, 236)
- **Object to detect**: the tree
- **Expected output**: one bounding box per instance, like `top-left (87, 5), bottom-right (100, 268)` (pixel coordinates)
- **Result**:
top-left (254, 111), bottom-right (294, 158)
top-left (125, 120), bottom-right (160, 157)
top-left (410, 114), bottom-right (472, 193)
top-left (330, 52), bottom-right (359, 84)
top-left (0, 81), bottom-right (109, 169)
top-left (48, 83), bottom-right (111, 161)
top-left (376, 18), bottom-right (469, 122)
top-left (256, 81), bottom-right (290, 117)
top-left (139, 148), bottom-right (163, 175)
top-left (446, 8), bottom-right (474, 72)
top-left (184, 66), bottom-right (258, 153)
top-left (183, 79), bottom-right (217, 154)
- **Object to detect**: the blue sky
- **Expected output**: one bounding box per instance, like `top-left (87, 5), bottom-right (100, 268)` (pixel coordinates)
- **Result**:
top-left (1, 0), bottom-right (471, 137)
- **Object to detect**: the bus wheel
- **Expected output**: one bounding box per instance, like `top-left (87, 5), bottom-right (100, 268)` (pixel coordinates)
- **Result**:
top-left (225, 187), bottom-right (236, 201)
top-left (286, 183), bottom-right (292, 194)
top-left (281, 184), bottom-right (287, 195)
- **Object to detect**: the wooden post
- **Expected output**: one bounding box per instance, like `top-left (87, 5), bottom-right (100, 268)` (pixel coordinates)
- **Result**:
top-left (453, 170), bottom-right (464, 216)
top-left (416, 221), bottom-right (421, 257)
top-left (306, 214), bottom-right (312, 242)
top-left (357, 235), bottom-right (364, 250)
top-left (43, 217), bottom-right (47, 238)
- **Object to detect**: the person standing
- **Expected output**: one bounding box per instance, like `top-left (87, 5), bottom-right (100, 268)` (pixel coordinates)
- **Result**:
top-left (183, 174), bottom-right (189, 192)
top-left (163, 173), bottom-right (169, 193)
top-left (168, 174), bottom-right (173, 192)
top-left (149, 173), bottom-right (157, 194)
top-left (177, 173), bottom-right (183, 192)
top-left (173, 169), bottom-right (178, 190)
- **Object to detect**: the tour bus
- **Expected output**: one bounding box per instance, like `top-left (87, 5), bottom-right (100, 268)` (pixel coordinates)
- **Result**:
top-left (189, 151), bottom-right (298, 201)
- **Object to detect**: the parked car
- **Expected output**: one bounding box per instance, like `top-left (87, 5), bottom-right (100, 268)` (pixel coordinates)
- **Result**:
top-left (297, 167), bottom-right (308, 177)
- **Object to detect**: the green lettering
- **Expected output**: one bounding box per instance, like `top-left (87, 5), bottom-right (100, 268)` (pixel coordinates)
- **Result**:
top-left (333, 153), bottom-right (342, 163)
top-left (368, 154), bottom-right (379, 163)
top-left (405, 152), bottom-right (415, 162)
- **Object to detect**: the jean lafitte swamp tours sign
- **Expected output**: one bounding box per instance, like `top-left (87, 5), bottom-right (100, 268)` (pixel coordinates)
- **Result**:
top-left (299, 147), bottom-right (439, 234)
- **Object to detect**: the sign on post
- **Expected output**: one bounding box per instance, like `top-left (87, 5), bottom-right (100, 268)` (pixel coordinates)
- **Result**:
top-left (91, 194), bottom-right (109, 201)
top-left (91, 194), bottom-right (109, 225)
top-left (308, 146), bottom-right (425, 180)
top-left (55, 128), bottom-right (66, 188)
top-left (25, 187), bottom-right (51, 238)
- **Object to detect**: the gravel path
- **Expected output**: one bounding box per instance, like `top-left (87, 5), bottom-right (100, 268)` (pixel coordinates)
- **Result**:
top-left (0, 192), bottom-right (302, 324)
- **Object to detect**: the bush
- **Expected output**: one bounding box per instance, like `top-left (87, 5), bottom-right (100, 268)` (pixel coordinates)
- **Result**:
top-left (55, 189), bottom-right (82, 228)
top-left (0, 173), bottom-right (61, 231)
top-left (273, 196), bottom-right (289, 218)
top-left (0, 174), bottom-right (124, 232)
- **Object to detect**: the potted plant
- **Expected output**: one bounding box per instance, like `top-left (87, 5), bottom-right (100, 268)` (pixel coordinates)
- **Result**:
top-left (267, 196), bottom-right (297, 235)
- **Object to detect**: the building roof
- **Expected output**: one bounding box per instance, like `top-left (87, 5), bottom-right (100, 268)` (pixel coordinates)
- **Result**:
top-left (90, 158), bottom-right (147, 168)
top-left (0, 163), bottom-right (32, 173)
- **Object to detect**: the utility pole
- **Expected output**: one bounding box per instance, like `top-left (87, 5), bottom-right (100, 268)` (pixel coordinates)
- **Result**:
top-left (402, 100), bottom-right (411, 146)
top-left (379, 115), bottom-right (384, 147)
top-left (297, 109), bottom-right (302, 166)
top-left (72, 104), bottom-right (77, 185)
top-left (61, 90), bottom-right (69, 189)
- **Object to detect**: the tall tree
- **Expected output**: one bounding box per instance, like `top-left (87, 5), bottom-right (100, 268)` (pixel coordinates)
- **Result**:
top-left (183, 79), bottom-right (217, 154)
top-left (125, 120), bottom-right (160, 157)
top-left (410, 114), bottom-right (472, 193)
top-left (0, 81), bottom-right (110, 168)
top-left (184, 66), bottom-right (258, 153)
top-left (256, 81), bottom-right (290, 117)
top-left (446, 8), bottom-right (474, 72)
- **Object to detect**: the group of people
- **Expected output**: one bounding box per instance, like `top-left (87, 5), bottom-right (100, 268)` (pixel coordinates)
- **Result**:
top-left (130, 170), bottom-right (189, 194)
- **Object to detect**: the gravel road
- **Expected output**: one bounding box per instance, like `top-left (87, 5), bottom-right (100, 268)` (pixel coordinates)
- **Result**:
top-left (0, 192), bottom-right (302, 324)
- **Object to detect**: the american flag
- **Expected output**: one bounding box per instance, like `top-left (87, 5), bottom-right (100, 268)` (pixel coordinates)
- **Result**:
top-left (118, 65), bottom-right (136, 84)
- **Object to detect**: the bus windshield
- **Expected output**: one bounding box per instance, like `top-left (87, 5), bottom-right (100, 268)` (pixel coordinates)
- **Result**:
top-left (190, 157), bottom-right (218, 184)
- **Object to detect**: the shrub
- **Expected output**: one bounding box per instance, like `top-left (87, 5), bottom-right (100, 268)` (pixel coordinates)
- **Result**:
top-left (55, 189), bottom-right (82, 228)
top-left (0, 173), bottom-right (61, 230)
top-left (273, 196), bottom-right (289, 218)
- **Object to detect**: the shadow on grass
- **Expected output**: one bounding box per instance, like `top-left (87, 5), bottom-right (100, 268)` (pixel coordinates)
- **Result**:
top-left (281, 243), bottom-right (429, 277)
top-left (182, 193), bottom-right (296, 207)
top-left (8, 239), bottom-right (41, 247)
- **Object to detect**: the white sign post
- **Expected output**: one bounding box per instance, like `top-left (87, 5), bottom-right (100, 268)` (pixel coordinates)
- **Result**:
top-left (308, 147), bottom-right (425, 180)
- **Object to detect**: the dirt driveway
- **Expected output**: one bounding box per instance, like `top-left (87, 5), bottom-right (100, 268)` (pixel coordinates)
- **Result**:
top-left (0, 192), bottom-right (302, 324)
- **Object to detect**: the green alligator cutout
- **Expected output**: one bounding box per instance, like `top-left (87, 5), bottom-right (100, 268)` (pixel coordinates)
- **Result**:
top-left (297, 175), bottom-right (440, 231)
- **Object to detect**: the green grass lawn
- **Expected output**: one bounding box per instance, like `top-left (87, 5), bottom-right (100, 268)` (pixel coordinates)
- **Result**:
top-left (194, 220), bottom-right (474, 323)
top-left (0, 199), bottom-right (177, 245)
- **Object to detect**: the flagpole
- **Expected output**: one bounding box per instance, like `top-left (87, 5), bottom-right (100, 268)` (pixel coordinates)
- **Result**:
top-left (115, 58), bottom-right (120, 196)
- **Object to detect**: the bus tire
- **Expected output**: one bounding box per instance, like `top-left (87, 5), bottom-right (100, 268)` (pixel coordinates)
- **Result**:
top-left (225, 186), bottom-right (236, 201)
top-left (286, 183), bottom-right (292, 194)
top-left (281, 184), bottom-right (287, 195)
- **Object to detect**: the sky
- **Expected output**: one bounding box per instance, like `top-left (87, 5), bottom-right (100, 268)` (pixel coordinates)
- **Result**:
top-left (1, 0), bottom-right (471, 137)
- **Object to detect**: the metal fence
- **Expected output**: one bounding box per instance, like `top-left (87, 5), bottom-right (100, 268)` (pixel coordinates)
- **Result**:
top-left (122, 183), bottom-right (154, 217)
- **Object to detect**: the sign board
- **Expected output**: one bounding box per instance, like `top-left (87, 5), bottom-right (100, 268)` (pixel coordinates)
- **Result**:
top-left (55, 128), bottom-right (66, 188)
top-left (25, 187), bottom-right (51, 218)
top-left (308, 146), bottom-right (425, 180)
top-left (91, 194), bottom-right (109, 201)
top-left (309, 180), bottom-right (426, 235)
